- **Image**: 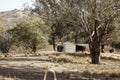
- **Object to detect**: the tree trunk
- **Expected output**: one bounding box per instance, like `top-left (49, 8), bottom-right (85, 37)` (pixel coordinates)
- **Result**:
top-left (52, 36), bottom-right (56, 51)
top-left (88, 13), bottom-right (101, 64)
top-left (32, 42), bottom-right (37, 53)
top-left (90, 48), bottom-right (100, 64)
top-left (89, 43), bottom-right (101, 64)
top-left (32, 44), bottom-right (37, 53)
top-left (75, 33), bottom-right (78, 44)
top-left (101, 44), bottom-right (105, 53)
top-left (74, 30), bottom-right (79, 44)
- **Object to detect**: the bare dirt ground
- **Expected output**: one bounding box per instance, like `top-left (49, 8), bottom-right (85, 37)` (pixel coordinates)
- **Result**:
top-left (0, 50), bottom-right (120, 80)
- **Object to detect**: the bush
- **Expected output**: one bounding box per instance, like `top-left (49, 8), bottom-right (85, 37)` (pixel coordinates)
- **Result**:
top-left (0, 32), bottom-right (12, 53)
top-left (9, 17), bottom-right (50, 53)
top-left (112, 42), bottom-right (120, 49)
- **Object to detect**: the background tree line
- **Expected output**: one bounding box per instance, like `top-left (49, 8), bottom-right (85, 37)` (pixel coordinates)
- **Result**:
top-left (0, 0), bottom-right (119, 64)
top-left (33, 0), bottom-right (120, 64)
top-left (0, 16), bottom-right (50, 55)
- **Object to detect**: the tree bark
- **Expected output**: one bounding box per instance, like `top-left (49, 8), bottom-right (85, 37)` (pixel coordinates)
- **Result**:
top-left (89, 5), bottom-right (101, 64)
top-left (52, 36), bottom-right (56, 51)
top-left (89, 42), bottom-right (101, 64)
top-left (101, 44), bottom-right (105, 53)
top-left (75, 33), bottom-right (78, 44)
top-left (90, 48), bottom-right (100, 64)
top-left (32, 42), bottom-right (37, 53)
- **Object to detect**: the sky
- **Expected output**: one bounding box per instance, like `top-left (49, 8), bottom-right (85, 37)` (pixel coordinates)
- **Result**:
top-left (0, 0), bottom-right (34, 12)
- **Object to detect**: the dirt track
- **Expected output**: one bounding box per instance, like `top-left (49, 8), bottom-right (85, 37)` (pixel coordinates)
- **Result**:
top-left (0, 52), bottom-right (120, 80)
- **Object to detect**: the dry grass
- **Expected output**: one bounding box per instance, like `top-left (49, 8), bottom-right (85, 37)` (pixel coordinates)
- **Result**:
top-left (48, 53), bottom-right (90, 64)
top-left (0, 76), bottom-right (21, 80)
top-left (47, 52), bottom-right (120, 79)
top-left (0, 51), bottom-right (120, 80)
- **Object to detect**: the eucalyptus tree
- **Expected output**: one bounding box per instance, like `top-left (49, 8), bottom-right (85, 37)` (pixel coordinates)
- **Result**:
top-left (34, 0), bottom-right (81, 50)
top-left (0, 15), bottom-right (13, 54)
top-left (76, 0), bottom-right (120, 64)
top-left (9, 17), bottom-right (50, 53)
top-left (110, 18), bottom-right (120, 49)
top-left (34, 0), bottom-right (120, 64)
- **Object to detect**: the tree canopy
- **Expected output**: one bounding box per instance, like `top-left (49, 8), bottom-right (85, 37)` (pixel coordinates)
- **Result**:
top-left (34, 0), bottom-right (120, 64)
top-left (9, 17), bottom-right (50, 52)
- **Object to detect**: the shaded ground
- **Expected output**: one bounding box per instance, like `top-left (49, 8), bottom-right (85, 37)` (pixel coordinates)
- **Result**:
top-left (0, 66), bottom-right (69, 80)
top-left (0, 52), bottom-right (120, 80)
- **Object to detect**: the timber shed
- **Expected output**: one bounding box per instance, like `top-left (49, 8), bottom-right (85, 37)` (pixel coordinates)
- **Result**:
top-left (63, 42), bottom-right (75, 53)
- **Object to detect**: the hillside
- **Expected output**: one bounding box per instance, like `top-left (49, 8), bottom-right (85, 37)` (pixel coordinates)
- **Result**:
top-left (0, 9), bottom-right (38, 28)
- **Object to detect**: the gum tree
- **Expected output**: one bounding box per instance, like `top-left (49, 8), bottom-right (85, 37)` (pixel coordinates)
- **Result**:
top-left (9, 17), bottom-right (50, 53)
top-left (34, 0), bottom-right (79, 50)
top-left (0, 15), bottom-right (12, 54)
top-left (34, 0), bottom-right (120, 64)
top-left (77, 0), bottom-right (120, 64)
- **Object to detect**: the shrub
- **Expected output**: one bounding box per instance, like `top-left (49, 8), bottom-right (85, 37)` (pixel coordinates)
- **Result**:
top-left (9, 17), bottom-right (50, 53)
top-left (112, 42), bottom-right (120, 49)
top-left (0, 32), bottom-right (12, 53)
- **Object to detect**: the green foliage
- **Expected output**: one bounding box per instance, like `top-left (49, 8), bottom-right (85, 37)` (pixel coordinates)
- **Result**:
top-left (34, 0), bottom-right (120, 64)
top-left (112, 42), bottom-right (120, 49)
top-left (34, 0), bottom-right (120, 44)
top-left (9, 17), bottom-right (50, 52)
top-left (0, 15), bottom-right (12, 53)
top-left (34, 0), bottom-right (84, 43)
top-left (111, 29), bottom-right (120, 49)
top-left (0, 32), bottom-right (12, 53)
